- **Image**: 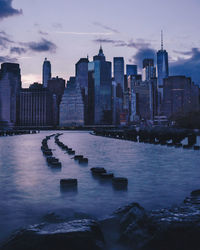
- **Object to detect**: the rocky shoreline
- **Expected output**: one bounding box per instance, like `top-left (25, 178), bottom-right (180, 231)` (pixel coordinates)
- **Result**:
top-left (1, 190), bottom-right (200, 250)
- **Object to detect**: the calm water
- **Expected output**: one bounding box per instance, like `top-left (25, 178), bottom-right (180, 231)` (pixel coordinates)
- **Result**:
top-left (1, 131), bottom-right (200, 242)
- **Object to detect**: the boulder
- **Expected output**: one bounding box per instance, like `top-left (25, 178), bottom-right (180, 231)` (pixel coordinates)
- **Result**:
top-left (0, 219), bottom-right (104, 250)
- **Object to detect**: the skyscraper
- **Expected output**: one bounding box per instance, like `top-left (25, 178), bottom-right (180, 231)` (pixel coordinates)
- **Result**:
top-left (59, 82), bottom-right (84, 127)
top-left (19, 84), bottom-right (54, 127)
top-left (42, 58), bottom-right (51, 88)
top-left (157, 31), bottom-right (169, 88)
top-left (126, 64), bottom-right (137, 76)
top-left (142, 59), bottom-right (156, 81)
top-left (75, 57), bottom-right (89, 123)
top-left (88, 47), bottom-right (112, 125)
top-left (0, 63), bottom-right (21, 128)
top-left (75, 58), bottom-right (89, 94)
top-left (114, 57), bottom-right (124, 92)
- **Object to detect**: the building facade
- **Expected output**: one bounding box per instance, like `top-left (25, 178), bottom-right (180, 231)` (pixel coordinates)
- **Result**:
top-left (43, 58), bottom-right (51, 88)
top-left (59, 83), bottom-right (84, 126)
top-left (114, 57), bottom-right (124, 92)
top-left (0, 63), bottom-right (21, 128)
top-left (19, 85), bottom-right (54, 127)
top-left (163, 76), bottom-right (200, 118)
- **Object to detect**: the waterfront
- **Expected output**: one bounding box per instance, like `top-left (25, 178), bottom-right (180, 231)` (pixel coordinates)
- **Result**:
top-left (1, 131), bottom-right (200, 243)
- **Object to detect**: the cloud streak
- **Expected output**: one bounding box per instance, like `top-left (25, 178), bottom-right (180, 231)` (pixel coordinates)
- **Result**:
top-left (0, 0), bottom-right (22, 20)
top-left (93, 22), bottom-right (119, 34)
top-left (0, 55), bottom-right (17, 63)
top-left (56, 31), bottom-right (113, 36)
top-left (0, 31), bottom-right (13, 49)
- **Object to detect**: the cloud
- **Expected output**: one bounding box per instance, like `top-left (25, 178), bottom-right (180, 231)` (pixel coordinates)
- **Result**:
top-left (93, 22), bottom-right (119, 34)
top-left (170, 48), bottom-right (200, 84)
top-left (26, 38), bottom-right (57, 53)
top-left (0, 31), bottom-right (13, 49)
top-left (93, 38), bottom-right (151, 49)
top-left (93, 38), bottom-right (125, 45)
top-left (10, 46), bottom-right (27, 54)
top-left (0, 0), bottom-right (22, 20)
top-left (38, 30), bottom-right (49, 36)
top-left (57, 31), bottom-right (112, 36)
top-left (131, 48), bottom-right (156, 66)
top-left (0, 55), bottom-right (17, 63)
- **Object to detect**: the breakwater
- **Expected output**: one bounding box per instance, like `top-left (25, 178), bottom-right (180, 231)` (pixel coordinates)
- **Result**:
top-left (0, 130), bottom-right (38, 136)
top-left (93, 127), bottom-right (199, 150)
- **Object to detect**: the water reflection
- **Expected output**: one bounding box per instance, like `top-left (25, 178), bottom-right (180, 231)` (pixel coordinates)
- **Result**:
top-left (1, 131), bottom-right (200, 243)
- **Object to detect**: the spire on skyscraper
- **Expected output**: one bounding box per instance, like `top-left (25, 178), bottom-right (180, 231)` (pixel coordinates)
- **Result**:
top-left (161, 30), bottom-right (164, 50)
top-left (98, 45), bottom-right (104, 56)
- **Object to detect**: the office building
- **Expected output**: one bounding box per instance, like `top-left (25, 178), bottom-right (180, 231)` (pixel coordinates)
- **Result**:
top-left (157, 31), bottom-right (169, 88)
top-left (114, 57), bottom-right (124, 92)
top-left (0, 63), bottom-right (21, 128)
top-left (163, 76), bottom-right (200, 118)
top-left (88, 47), bottom-right (112, 125)
top-left (142, 59), bottom-right (156, 81)
top-left (43, 58), bottom-right (51, 88)
top-left (59, 82), bottom-right (84, 126)
top-left (126, 64), bottom-right (137, 76)
top-left (19, 83), bottom-right (54, 127)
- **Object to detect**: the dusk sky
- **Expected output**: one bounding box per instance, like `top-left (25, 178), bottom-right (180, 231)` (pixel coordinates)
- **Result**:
top-left (1, 0), bottom-right (200, 87)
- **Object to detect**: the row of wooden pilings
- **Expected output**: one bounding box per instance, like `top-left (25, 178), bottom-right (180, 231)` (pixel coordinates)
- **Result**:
top-left (93, 128), bottom-right (199, 150)
top-left (0, 130), bottom-right (38, 137)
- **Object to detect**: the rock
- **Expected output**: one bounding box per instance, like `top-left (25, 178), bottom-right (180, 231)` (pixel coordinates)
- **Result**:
top-left (0, 219), bottom-right (105, 250)
top-left (191, 189), bottom-right (200, 196)
top-left (115, 191), bottom-right (200, 250)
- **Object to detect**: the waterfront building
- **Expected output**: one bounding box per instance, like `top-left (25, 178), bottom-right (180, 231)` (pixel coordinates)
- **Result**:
top-left (0, 63), bottom-right (21, 128)
top-left (157, 31), bottom-right (169, 88)
top-left (163, 76), bottom-right (200, 118)
top-left (19, 83), bottom-right (54, 127)
top-left (157, 32), bottom-right (169, 112)
top-left (126, 64), bottom-right (137, 77)
top-left (111, 80), bottom-right (117, 125)
top-left (67, 76), bottom-right (76, 88)
top-left (142, 59), bottom-right (156, 81)
top-left (114, 57), bottom-right (124, 92)
top-left (75, 57), bottom-right (89, 124)
top-left (88, 47), bottom-right (112, 125)
top-left (59, 82), bottom-right (84, 126)
top-left (47, 76), bottom-right (65, 125)
top-left (42, 58), bottom-right (51, 88)
top-left (129, 76), bottom-right (157, 121)
top-left (76, 58), bottom-right (89, 94)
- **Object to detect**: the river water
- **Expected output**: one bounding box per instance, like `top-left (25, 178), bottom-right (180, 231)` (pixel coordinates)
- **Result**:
top-left (0, 131), bottom-right (200, 243)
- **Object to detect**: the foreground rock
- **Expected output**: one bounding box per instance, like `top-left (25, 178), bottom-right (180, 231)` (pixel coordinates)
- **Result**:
top-left (109, 191), bottom-right (200, 250)
top-left (1, 219), bottom-right (104, 250)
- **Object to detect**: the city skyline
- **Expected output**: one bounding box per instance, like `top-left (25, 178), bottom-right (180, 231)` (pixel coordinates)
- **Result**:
top-left (0, 0), bottom-right (200, 87)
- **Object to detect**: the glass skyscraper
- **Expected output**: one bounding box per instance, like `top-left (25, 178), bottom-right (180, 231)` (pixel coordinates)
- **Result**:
top-left (89, 47), bottom-right (112, 125)
top-left (126, 64), bottom-right (137, 76)
top-left (114, 57), bottom-right (124, 92)
top-left (42, 58), bottom-right (51, 88)
top-left (157, 32), bottom-right (169, 88)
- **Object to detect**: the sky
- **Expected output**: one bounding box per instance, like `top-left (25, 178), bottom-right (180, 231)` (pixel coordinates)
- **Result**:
top-left (0, 0), bottom-right (200, 87)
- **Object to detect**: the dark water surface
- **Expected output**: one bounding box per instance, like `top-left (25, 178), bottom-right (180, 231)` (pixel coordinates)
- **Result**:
top-left (0, 131), bottom-right (200, 242)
